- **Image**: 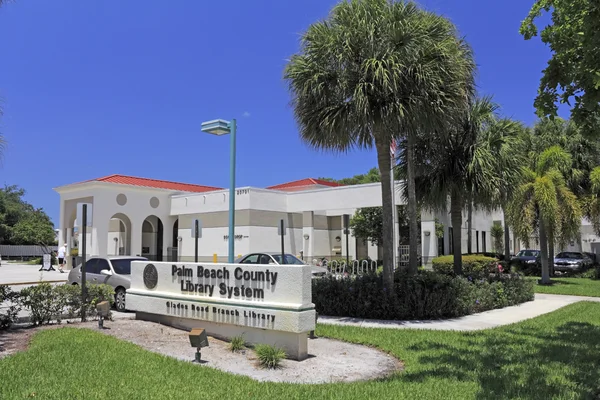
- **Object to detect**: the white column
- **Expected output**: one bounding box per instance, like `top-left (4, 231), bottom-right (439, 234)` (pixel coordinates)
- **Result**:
top-left (130, 218), bottom-right (144, 257)
top-left (93, 218), bottom-right (109, 258)
top-left (420, 220), bottom-right (436, 266)
top-left (302, 211), bottom-right (315, 262)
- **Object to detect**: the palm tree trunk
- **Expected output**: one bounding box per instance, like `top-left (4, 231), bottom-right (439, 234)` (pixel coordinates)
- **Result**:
top-left (548, 233), bottom-right (555, 277)
top-left (539, 219), bottom-right (551, 284)
top-left (406, 133), bottom-right (419, 274)
top-left (450, 190), bottom-right (463, 275)
top-left (467, 198), bottom-right (473, 254)
top-left (503, 208), bottom-right (511, 261)
top-left (375, 138), bottom-right (395, 289)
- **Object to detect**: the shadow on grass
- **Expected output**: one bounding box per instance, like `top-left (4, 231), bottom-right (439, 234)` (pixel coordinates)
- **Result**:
top-left (402, 321), bottom-right (600, 399)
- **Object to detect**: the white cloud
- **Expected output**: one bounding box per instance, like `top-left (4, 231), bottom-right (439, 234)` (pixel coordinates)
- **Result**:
top-left (242, 111), bottom-right (251, 118)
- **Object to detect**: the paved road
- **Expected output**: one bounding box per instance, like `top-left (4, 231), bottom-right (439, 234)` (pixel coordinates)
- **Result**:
top-left (0, 262), bottom-right (69, 285)
top-left (318, 293), bottom-right (600, 331)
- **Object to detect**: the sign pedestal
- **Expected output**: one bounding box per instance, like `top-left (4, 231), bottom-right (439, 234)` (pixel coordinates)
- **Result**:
top-left (127, 261), bottom-right (316, 361)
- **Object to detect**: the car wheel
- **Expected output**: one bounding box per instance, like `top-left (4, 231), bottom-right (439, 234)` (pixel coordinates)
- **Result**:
top-left (115, 288), bottom-right (126, 312)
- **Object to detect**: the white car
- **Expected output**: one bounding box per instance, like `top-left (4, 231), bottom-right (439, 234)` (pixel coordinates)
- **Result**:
top-left (235, 252), bottom-right (329, 278)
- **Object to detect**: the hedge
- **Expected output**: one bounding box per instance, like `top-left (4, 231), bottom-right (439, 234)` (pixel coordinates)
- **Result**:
top-left (432, 255), bottom-right (499, 278)
top-left (312, 270), bottom-right (534, 320)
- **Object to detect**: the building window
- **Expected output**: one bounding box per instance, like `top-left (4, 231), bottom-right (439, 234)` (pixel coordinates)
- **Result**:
top-left (476, 231), bottom-right (479, 253)
top-left (482, 231), bottom-right (487, 253)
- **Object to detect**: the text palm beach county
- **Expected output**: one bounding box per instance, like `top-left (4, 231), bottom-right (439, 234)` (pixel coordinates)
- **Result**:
top-left (172, 265), bottom-right (278, 299)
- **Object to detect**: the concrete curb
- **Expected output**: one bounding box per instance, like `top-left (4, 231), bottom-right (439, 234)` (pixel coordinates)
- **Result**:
top-left (0, 280), bottom-right (68, 287)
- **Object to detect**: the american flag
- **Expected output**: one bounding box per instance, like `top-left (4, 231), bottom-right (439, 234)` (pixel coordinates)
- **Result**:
top-left (390, 139), bottom-right (397, 159)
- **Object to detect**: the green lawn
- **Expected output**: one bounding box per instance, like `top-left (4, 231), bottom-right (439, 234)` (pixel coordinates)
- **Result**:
top-left (529, 277), bottom-right (600, 297)
top-left (2, 302), bottom-right (600, 399)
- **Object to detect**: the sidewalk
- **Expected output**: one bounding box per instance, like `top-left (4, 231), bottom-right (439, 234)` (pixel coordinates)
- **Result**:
top-left (0, 262), bottom-right (69, 286)
top-left (318, 293), bottom-right (600, 331)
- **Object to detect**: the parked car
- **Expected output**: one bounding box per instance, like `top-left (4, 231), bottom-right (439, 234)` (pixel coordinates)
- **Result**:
top-left (510, 249), bottom-right (541, 270)
top-left (554, 252), bottom-right (593, 273)
top-left (67, 256), bottom-right (148, 311)
top-left (234, 252), bottom-right (329, 278)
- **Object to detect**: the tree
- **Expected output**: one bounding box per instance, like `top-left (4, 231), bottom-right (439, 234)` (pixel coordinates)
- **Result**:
top-left (584, 167), bottom-right (600, 235)
top-left (520, 0), bottom-right (600, 134)
top-left (474, 117), bottom-right (528, 262)
top-left (320, 167), bottom-right (381, 185)
top-left (407, 97), bottom-right (497, 274)
top-left (349, 207), bottom-right (383, 247)
top-left (509, 146), bottom-right (582, 284)
top-left (490, 223), bottom-right (504, 253)
top-left (527, 117), bottom-right (600, 273)
top-left (0, 185), bottom-right (55, 245)
top-left (284, 0), bottom-right (475, 287)
top-left (11, 210), bottom-right (56, 245)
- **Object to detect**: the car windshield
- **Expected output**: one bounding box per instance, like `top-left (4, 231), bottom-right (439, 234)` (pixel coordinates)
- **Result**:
top-left (271, 254), bottom-right (304, 265)
top-left (556, 252), bottom-right (583, 259)
top-left (517, 250), bottom-right (539, 257)
top-left (110, 258), bottom-right (143, 275)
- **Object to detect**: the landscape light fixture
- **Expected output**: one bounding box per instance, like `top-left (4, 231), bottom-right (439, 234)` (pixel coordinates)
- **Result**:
top-left (188, 328), bottom-right (209, 362)
top-left (201, 118), bottom-right (237, 263)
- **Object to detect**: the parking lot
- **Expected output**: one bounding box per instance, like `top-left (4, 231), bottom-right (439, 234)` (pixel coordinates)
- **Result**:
top-left (0, 262), bottom-right (69, 286)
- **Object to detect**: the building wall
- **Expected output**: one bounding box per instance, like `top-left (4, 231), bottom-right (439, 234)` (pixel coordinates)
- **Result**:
top-left (58, 180), bottom-right (501, 266)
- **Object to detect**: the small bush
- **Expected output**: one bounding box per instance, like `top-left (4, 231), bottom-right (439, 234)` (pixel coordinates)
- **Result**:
top-left (432, 255), bottom-right (498, 279)
top-left (20, 283), bottom-right (64, 326)
top-left (0, 285), bottom-right (22, 330)
top-left (19, 283), bottom-right (115, 326)
top-left (229, 335), bottom-right (246, 352)
top-left (254, 344), bottom-right (286, 369)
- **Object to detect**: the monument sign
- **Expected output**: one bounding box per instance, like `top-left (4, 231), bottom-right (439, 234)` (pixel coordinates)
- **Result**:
top-left (127, 261), bottom-right (316, 360)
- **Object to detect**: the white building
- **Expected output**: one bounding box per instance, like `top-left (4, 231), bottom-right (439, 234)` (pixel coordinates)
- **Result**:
top-left (54, 174), bottom-right (509, 267)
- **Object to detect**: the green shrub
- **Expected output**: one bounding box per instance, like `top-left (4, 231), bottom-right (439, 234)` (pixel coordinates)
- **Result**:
top-left (312, 270), bottom-right (534, 320)
top-left (254, 344), bottom-right (286, 369)
top-left (20, 283), bottom-right (115, 326)
top-left (0, 285), bottom-right (22, 330)
top-left (432, 255), bottom-right (498, 278)
top-left (20, 283), bottom-right (65, 326)
top-left (229, 335), bottom-right (246, 352)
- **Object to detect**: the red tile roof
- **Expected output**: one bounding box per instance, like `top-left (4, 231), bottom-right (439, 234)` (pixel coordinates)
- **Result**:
top-left (266, 178), bottom-right (345, 191)
top-left (86, 174), bottom-right (222, 193)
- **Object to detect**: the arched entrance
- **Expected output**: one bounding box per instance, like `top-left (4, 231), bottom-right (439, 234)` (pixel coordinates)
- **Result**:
top-left (142, 215), bottom-right (163, 261)
top-left (108, 213), bottom-right (132, 256)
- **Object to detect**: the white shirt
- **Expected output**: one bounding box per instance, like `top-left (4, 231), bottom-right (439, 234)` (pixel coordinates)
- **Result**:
top-left (58, 246), bottom-right (66, 258)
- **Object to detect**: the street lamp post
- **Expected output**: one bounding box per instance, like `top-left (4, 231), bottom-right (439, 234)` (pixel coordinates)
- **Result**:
top-left (201, 119), bottom-right (237, 263)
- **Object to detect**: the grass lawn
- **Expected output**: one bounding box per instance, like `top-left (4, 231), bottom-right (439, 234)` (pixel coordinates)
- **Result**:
top-left (2, 302), bottom-right (600, 399)
top-left (528, 276), bottom-right (600, 297)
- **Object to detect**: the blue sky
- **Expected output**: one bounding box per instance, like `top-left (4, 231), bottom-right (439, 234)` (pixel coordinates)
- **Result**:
top-left (0, 0), bottom-right (561, 225)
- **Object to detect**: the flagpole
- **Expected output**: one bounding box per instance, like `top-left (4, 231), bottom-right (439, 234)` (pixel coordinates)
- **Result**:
top-left (390, 140), bottom-right (397, 271)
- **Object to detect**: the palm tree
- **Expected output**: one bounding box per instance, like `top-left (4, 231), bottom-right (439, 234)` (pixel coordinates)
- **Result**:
top-left (509, 146), bottom-right (582, 284)
top-left (284, 0), bottom-right (475, 285)
top-left (528, 118), bottom-right (600, 273)
top-left (408, 97), bottom-right (497, 274)
top-left (471, 117), bottom-right (528, 261)
top-left (584, 167), bottom-right (600, 235)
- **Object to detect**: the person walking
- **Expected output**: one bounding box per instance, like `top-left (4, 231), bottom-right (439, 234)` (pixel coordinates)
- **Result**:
top-left (57, 243), bottom-right (67, 273)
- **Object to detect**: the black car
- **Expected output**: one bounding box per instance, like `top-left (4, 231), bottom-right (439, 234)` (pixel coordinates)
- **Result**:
top-left (510, 249), bottom-right (541, 269)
